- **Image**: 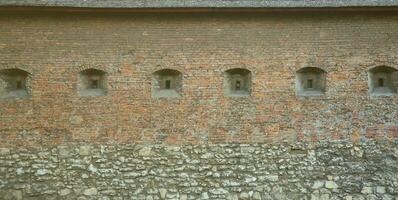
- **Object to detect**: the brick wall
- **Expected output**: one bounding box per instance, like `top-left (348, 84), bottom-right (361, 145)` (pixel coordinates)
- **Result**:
top-left (0, 11), bottom-right (398, 146)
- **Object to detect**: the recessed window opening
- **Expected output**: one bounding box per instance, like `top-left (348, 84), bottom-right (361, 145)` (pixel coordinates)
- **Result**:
top-left (224, 68), bottom-right (251, 97)
top-left (152, 69), bottom-right (182, 98)
top-left (0, 68), bottom-right (30, 99)
top-left (295, 67), bottom-right (326, 96)
top-left (78, 68), bottom-right (107, 97)
top-left (368, 66), bottom-right (397, 96)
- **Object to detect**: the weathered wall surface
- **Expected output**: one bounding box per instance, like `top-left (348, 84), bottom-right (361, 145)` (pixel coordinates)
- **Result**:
top-left (1, 10), bottom-right (398, 199)
top-left (0, 141), bottom-right (397, 199)
top-left (0, 11), bottom-right (398, 146)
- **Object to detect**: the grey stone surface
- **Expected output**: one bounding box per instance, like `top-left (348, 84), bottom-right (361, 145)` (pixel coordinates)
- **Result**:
top-left (325, 181), bottom-right (338, 189)
top-left (1, 0), bottom-right (398, 8)
top-left (0, 141), bottom-right (397, 199)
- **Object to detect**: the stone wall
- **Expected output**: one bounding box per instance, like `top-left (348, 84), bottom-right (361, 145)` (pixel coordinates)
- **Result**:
top-left (0, 141), bottom-right (397, 199)
top-left (0, 11), bottom-right (398, 146)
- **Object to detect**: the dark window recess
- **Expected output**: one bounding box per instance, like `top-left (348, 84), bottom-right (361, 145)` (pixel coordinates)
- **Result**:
top-left (91, 80), bottom-right (99, 89)
top-left (165, 80), bottom-right (171, 89)
top-left (16, 81), bottom-right (22, 89)
top-left (307, 79), bottom-right (313, 89)
top-left (235, 80), bottom-right (241, 90)
top-left (378, 78), bottom-right (384, 87)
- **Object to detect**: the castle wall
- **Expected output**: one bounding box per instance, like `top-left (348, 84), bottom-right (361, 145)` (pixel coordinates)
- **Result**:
top-left (0, 10), bottom-right (398, 199)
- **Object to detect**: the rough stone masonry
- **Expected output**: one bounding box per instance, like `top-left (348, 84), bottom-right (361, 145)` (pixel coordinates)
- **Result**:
top-left (0, 141), bottom-right (397, 199)
top-left (0, 7), bottom-right (398, 200)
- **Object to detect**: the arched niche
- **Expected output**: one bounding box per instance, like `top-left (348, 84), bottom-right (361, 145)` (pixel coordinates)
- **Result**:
top-left (152, 69), bottom-right (182, 98)
top-left (0, 68), bottom-right (30, 99)
top-left (223, 68), bottom-right (251, 97)
top-left (78, 68), bottom-right (107, 97)
top-left (296, 67), bottom-right (326, 96)
top-left (368, 66), bottom-right (397, 96)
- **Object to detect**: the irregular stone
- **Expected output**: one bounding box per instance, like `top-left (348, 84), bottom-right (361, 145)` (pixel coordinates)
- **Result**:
top-left (58, 145), bottom-right (72, 158)
top-left (201, 192), bottom-right (209, 199)
top-left (159, 188), bottom-right (167, 199)
top-left (167, 193), bottom-right (179, 199)
top-left (361, 187), bottom-right (372, 194)
top-left (35, 169), bottom-right (51, 176)
top-left (200, 153), bottom-right (213, 159)
top-left (210, 188), bottom-right (228, 195)
top-left (223, 180), bottom-right (240, 187)
top-left (376, 186), bottom-right (385, 194)
top-left (83, 188), bottom-right (98, 196)
top-left (227, 193), bottom-right (238, 200)
top-left (0, 148), bottom-right (10, 156)
top-left (325, 181), bottom-right (338, 189)
top-left (381, 194), bottom-right (394, 200)
top-left (12, 190), bottom-right (22, 200)
top-left (241, 146), bottom-right (255, 154)
top-left (239, 192), bottom-right (250, 199)
top-left (180, 194), bottom-right (188, 200)
top-left (79, 146), bottom-right (91, 156)
top-left (16, 168), bottom-right (24, 175)
top-left (253, 192), bottom-right (262, 200)
top-left (59, 188), bottom-right (71, 196)
top-left (320, 193), bottom-right (330, 200)
top-left (312, 181), bottom-right (324, 189)
top-left (345, 196), bottom-right (352, 200)
top-left (311, 193), bottom-right (319, 200)
top-left (265, 175), bottom-right (279, 182)
top-left (245, 175), bottom-right (257, 183)
top-left (138, 147), bottom-right (153, 157)
top-left (353, 147), bottom-right (364, 158)
top-left (271, 186), bottom-right (286, 199)
top-left (87, 164), bottom-right (98, 174)
top-left (146, 196), bottom-right (154, 200)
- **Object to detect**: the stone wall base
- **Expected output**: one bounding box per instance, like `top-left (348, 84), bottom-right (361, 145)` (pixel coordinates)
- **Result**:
top-left (0, 141), bottom-right (397, 199)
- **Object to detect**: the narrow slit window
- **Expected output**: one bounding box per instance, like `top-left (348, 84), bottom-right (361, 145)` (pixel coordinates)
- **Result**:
top-left (235, 80), bottom-right (241, 90)
top-left (16, 80), bottom-right (22, 89)
top-left (91, 79), bottom-right (99, 89)
top-left (165, 80), bottom-right (171, 89)
top-left (378, 78), bottom-right (384, 87)
top-left (307, 79), bottom-right (313, 89)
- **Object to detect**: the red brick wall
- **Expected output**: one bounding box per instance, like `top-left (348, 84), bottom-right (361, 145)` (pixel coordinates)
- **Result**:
top-left (0, 11), bottom-right (398, 146)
